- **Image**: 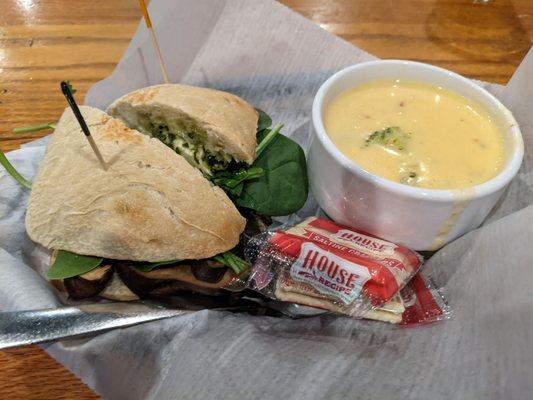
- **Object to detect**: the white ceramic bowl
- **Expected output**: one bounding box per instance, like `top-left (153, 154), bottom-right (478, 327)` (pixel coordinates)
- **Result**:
top-left (309, 60), bottom-right (523, 250)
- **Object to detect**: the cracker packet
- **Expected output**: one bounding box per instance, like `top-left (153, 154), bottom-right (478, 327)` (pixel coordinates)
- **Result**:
top-left (398, 270), bottom-right (451, 325)
top-left (244, 217), bottom-right (424, 318)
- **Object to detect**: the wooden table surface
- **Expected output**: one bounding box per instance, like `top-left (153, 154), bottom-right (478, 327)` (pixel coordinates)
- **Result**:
top-left (0, 0), bottom-right (531, 398)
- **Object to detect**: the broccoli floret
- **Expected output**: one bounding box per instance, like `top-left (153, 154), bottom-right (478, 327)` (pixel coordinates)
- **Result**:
top-left (365, 126), bottom-right (411, 152)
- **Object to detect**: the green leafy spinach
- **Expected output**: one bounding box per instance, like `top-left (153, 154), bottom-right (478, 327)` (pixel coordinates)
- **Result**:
top-left (212, 166), bottom-right (264, 197)
top-left (134, 259), bottom-right (182, 272)
top-left (212, 109), bottom-right (308, 216)
top-left (213, 251), bottom-right (250, 275)
top-left (46, 250), bottom-right (103, 279)
top-left (2, 120), bottom-right (60, 187)
top-left (0, 149), bottom-right (32, 190)
top-left (256, 108), bottom-right (272, 132)
top-left (233, 123), bottom-right (308, 216)
top-left (13, 123), bottom-right (56, 134)
top-left (255, 124), bottom-right (282, 157)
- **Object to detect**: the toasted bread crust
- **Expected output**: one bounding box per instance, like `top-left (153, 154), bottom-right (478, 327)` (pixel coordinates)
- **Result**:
top-left (26, 106), bottom-right (245, 262)
top-left (107, 84), bottom-right (258, 164)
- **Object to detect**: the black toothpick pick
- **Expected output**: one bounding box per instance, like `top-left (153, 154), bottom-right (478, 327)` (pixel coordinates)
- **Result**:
top-left (60, 81), bottom-right (107, 170)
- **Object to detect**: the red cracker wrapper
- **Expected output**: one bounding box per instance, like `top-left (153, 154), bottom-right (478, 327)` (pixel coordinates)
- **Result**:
top-left (245, 217), bottom-right (423, 318)
top-left (400, 272), bottom-right (450, 325)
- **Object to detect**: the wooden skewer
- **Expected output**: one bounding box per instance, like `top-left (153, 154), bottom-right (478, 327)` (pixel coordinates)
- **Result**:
top-left (60, 81), bottom-right (108, 171)
top-left (139, 0), bottom-right (170, 84)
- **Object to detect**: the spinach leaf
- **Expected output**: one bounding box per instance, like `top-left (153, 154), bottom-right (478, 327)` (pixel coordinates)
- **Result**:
top-left (212, 166), bottom-right (264, 197)
top-left (134, 259), bottom-right (181, 272)
top-left (256, 108), bottom-right (272, 131)
top-left (210, 109), bottom-right (308, 216)
top-left (213, 252), bottom-right (250, 275)
top-left (233, 128), bottom-right (308, 216)
top-left (0, 149), bottom-right (32, 190)
top-left (2, 120), bottom-right (59, 188)
top-left (46, 250), bottom-right (103, 279)
top-left (136, 253), bottom-right (249, 274)
top-left (255, 124), bottom-right (282, 157)
top-left (13, 123), bottom-right (56, 134)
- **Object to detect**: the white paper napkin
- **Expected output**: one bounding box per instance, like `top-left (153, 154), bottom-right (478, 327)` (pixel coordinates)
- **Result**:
top-left (0, 1), bottom-right (531, 398)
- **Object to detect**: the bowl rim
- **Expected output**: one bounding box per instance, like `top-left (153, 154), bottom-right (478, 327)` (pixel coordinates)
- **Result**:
top-left (311, 59), bottom-right (524, 201)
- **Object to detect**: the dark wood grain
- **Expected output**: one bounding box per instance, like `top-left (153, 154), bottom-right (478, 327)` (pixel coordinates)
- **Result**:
top-left (0, 0), bottom-right (531, 399)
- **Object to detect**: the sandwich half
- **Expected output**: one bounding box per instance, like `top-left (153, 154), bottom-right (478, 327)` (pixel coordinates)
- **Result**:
top-left (26, 106), bottom-right (253, 300)
top-left (26, 106), bottom-right (245, 261)
top-left (107, 84), bottom-right (258, 175)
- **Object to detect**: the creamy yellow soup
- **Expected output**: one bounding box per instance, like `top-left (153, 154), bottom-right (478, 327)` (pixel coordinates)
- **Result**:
top-left (323, 79), bottom-right (505, 189)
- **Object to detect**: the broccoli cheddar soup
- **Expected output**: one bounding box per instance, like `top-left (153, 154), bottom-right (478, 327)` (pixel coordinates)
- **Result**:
top-left (323, 79), bottom-right (506, 189)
